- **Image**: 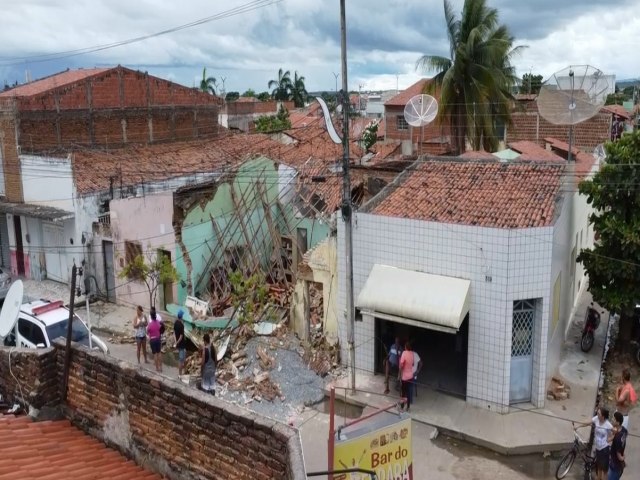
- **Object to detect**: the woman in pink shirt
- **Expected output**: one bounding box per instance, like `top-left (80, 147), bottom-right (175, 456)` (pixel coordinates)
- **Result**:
top-left (147, 312), bottom-right (163, 373)
top-left (399, 342), bottom-right (414, 411)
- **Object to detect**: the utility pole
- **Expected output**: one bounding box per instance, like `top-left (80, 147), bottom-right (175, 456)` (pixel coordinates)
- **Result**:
top-left (61, 263), bottom-right (79, 402)
top-left (358, 83), bottom-right (364, 114)
top-left (339, 0), bottom-right (356, 395)
top-left (333, 72), bottom-right (339, 95)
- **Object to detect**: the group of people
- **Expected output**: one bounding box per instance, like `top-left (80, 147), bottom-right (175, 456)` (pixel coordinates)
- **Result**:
top-left (582, 369), bottom-right (636, 480)
top-left (132, 306), bottom-right (218, 395)
top-left (384, 337), bottom-right (423, 412)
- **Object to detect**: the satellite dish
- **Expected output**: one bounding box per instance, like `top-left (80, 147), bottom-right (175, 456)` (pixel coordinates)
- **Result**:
top-left (315, 96), bottom-right (342, 145)
top-left (404, 94), bottom-right (438, 127)
top-left (537, 65), bottom-right (608, 161)
top-left (403, 94), bottom-right (438, 155)
top-left (0, 280), bottom-right (23, 338)
top-left (594, 144), bottom-right (606, 163)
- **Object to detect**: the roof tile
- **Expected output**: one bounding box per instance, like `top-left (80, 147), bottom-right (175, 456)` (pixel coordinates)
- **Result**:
top-left (0, 415), bottom-right (161, 480)
top-left (384, 79), bottom-right (432, 106)
top-left (0, 69), bottom-right (110, 97)
top-left (370, 159), bottom-right (564, 228)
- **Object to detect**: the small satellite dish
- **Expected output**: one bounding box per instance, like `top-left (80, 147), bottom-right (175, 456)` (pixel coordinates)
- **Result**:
top-left (0, 280), bottom-right (24, 338)
top-left (594, 144), bottom-right (606, 163)
top-left (403, 94), bottom-right (438, 156)
top-left (537, 65), bottom-right (608, 161)
top-left (404, 94), bottom-right (438, 127)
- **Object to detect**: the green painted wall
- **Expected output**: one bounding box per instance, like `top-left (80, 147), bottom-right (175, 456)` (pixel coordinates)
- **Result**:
top-left (175, 157), bottom-right (330, 304)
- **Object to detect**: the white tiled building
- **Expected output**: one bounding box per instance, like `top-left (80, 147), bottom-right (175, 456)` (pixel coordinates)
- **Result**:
top-left (337, 155), bottom-right (597, 412)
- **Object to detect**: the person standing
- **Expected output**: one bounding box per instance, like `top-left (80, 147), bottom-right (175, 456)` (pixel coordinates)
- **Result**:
top-left (615, 369), bottom-right (637, 430)
top-left (147, 311), bottom-right (163, 373)
top-left (607, 411), bottom-right (627, 480)
top-left (201, 333), bottom-right (217, 395)
top-left (384, 337), bottom-right (403, 394)
top-left (174, 310), bottom-right (186, 376)
top-left (412, 349), bottom-right (423, 399)
top-left (133, 306), bottom-right (148, 364)
top-left (398, 341), bottom-right (414, 412)
top-left (588, 407), bottom-right (613, 480)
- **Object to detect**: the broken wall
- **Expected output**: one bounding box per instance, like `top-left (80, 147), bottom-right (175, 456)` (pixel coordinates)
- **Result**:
top-left (291, 236), bottom-right (339, 344)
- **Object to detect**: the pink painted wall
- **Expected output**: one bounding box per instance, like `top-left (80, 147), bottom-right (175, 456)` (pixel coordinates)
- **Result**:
top-left (109, 192), bottom-right (177, 310)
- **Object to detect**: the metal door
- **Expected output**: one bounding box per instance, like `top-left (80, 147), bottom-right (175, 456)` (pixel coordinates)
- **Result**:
top-left (0, 214), bottom-right (10, 268)
top-left (43, 222), bottom-right (67, 283)
top-left (103, 240), bottom-right (116, 302)
top-left (510, 300), bottom-right (535, 404)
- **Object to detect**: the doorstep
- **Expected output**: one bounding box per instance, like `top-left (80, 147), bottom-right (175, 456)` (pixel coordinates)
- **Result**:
top-left (326, 372), bottom-right (586, 455)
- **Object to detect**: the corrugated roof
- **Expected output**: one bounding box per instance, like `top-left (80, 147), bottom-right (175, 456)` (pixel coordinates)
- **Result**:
top-left (0, 68), bottom-right (110, 98)
top-left (0, 415), bottom-right (161, 480)
top-left (370, 159), bottom-right (564, 228)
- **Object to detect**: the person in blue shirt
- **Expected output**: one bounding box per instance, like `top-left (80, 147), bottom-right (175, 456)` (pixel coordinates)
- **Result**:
top-left (384, 337), bottom-right (403, 394)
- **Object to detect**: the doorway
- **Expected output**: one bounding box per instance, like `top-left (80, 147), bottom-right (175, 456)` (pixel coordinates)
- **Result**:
top-left (374, 315), bottom-right (469, 399)
top-left (102, 240), bottom-right (116, 302)
top-left (509, 299), bottom-right (536, 404)
top-left (13, 215), bottom-right (25, 276)
top-left (158, 249), bottom-right (173, 309)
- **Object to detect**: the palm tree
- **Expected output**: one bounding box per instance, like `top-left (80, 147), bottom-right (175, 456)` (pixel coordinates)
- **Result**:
top-left (290, 71), bottom-right (308, 108)
top-left (268, 68), bottom-right (292, 101)
top-left (416, 0), bottom-right (522, 154)
top-left (200, 67), bottom-right (217, 95)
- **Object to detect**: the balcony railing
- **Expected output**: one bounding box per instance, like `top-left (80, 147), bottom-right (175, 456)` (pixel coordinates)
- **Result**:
top-left (98, 212), bottom-right (111, 225)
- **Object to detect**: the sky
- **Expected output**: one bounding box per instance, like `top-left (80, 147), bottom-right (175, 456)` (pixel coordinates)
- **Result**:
top-left (0, 0), bottom-right (638, 94)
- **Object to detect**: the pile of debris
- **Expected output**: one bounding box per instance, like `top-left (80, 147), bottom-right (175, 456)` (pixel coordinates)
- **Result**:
top-left (547, 376), bottom-right (572, 401)
top-left (303, 327), bottom-right (340, 377)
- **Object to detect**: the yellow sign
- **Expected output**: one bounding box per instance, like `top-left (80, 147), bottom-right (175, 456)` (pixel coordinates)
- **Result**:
top-left (334, 417), bottom-right (412, 480)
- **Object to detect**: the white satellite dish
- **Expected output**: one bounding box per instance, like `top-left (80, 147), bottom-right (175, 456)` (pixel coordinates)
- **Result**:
top-left (315, 96), bottom-right (342, 145)
top-left (404, 94), bottom-right (438, 127)
top-left (0, 280), bottom-right (24, 338)
top-left (537, 65), bottom-right (608, 161)
top-left (403, 94), bottom-right (438, 155)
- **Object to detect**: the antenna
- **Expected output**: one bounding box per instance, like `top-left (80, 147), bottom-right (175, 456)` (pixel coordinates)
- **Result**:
top-left (537, 65), bottom-right (609, 161)
top-left (403, 94), bottom-right (438, 155)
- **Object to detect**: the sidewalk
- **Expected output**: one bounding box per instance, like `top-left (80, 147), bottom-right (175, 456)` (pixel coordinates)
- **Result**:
top-left (328, 294), bottom-right (608, 455)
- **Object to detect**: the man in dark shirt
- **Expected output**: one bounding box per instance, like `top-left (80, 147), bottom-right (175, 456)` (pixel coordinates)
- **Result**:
top-left (174, 310), bottom-right (186, 376)
top-left (608, 411), bottom-right (627, 480)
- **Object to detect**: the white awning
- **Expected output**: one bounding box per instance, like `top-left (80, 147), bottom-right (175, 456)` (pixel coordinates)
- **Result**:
top-left (356, 265), bottom-right (470, 334)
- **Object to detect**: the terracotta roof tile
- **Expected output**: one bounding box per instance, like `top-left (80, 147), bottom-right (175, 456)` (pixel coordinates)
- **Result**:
top-left (508, 141), bottom-right (564, 161)
top-left (384, 79), bottom-right (432, 106)
top-left (0, 68), bottom-right (110, 97)
top-left (459, 150), bottom-right (496, 160)
top-left (370, 159), bottom-right (564, 228)
top-left (0, 415), bottom-right (161, 480)
top-left (602, 104), bottom-right (631, 119)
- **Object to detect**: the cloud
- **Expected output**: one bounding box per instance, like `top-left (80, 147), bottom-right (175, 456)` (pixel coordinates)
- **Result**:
top-left (0, 0), bottom-right (638, 93)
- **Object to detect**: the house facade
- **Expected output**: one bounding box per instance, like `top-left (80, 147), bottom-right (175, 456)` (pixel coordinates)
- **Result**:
top-left (336, 155), bottom-right (597, 412)
top-left (0, 66), bottom-right (220, 286)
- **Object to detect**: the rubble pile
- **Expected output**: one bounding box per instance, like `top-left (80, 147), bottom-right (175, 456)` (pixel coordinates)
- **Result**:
top-left (547, 376), bottom-right (571, 401)
top-left (302, 324), bottom-right (340, 378)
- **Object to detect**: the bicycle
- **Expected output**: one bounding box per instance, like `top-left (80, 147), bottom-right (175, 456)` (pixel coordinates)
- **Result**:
top-left (555, 423), bottom-right (596, 480)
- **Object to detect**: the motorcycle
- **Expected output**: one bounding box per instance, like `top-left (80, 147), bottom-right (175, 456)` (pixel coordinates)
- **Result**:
top-left (581, 303), bottom-right (602, 352)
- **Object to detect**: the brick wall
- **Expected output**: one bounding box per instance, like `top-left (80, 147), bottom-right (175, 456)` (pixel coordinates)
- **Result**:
top-left (0, 347), bottom-right (60, 412)
top-left (0, 113), bottom-right (24, 202)
top-left (508, 100), bottom-right (612, 149)
top-left (385, 107), bottom-right (450, 142)
top-left (62, 344), bottom-right (306, 480)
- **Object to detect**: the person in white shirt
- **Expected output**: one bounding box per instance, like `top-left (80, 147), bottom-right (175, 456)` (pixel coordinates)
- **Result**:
top-left (577, 407), bottom-right (613, 480)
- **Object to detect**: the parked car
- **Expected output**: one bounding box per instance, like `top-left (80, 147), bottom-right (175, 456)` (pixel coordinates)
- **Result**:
top-left (0, 268), bottom-right (11, 301)
top-left (2, 299), bottom-right (109, 354)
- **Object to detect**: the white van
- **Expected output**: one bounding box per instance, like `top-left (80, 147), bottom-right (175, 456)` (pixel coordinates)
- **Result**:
top-left (0, 281), bottom-right (109, 354)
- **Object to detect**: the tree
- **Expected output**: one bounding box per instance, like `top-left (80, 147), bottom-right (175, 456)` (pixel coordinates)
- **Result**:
top-left (519, 73), bottom-right (543, 94)
top-left (200, 67), bottom-right (217, 95)
top-left (606, 91), bottom-right (631, 106)
top-left (416, 0), bottom-right (522, 154)
top-left (362, 121), bottom-right (379, 150)
top-left (290, 71), bottom-right (308, 107)
top-left (225, 91), bottom-right (240, 102)
top-left (119, 247), bottom-right (180, 309)
top-left (577, 131), bottom-right (640, 347)
top-left (268, 68), bottom-right (292, 101)
top-left (228, 271), bottom-right (269, 325)
top-left (255, 104), bottom-right (291, 133)
top-left (257, 91), bottom-right (270, 101)
top-left (242, 88), bottom-right (256, 98)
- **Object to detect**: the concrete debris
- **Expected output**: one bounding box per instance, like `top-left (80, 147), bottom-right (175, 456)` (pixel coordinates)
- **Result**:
top-left (547, 376), bottom-right (571, 400)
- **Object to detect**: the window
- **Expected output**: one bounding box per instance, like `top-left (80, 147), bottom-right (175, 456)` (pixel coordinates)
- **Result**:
top-left (18, 318), bottom-right (46, 346)
top-left (124, 241), bottom-right (143, 279)
top-left (396, 115), bottom-right (409, 131)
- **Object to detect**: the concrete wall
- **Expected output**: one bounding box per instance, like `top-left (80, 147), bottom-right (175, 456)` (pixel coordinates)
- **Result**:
top-left (110, 192), bottom-right (176, 308)
top-left (20, 154), bottom-right (74, 211)
top-left (338, 213), bottom-right (556, 412)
